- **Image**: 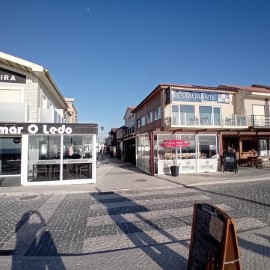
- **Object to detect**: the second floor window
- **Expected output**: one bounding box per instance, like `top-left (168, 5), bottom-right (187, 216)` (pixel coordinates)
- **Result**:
top-left (137, 119), bottom-right (141, 128)
top-left (147, 111), bottom-right (153, 124)
top-left (171, 105), bottom-right (195, 125)
top-left (141, 116), bottom-right (146, 126)
top-left (199, 106), bottom-right (221, 126)
top-left (154, 106), bottom-right (161, 121)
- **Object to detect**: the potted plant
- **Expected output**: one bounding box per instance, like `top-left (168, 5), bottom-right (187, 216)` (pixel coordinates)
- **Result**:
top-left (170, 153), bottom-right (180, 177)
top-left (161, 139), bottom-right (190, 177)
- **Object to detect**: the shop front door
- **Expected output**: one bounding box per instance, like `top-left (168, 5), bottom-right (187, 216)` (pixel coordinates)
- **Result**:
top-left (0, 137), bottom-right (21, 176)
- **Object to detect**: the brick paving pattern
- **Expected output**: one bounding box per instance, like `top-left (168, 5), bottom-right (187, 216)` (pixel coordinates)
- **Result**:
top-left (0, 180), bottom-right (270, 269)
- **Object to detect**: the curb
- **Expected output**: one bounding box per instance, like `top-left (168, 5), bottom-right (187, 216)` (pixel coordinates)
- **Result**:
top-left (186, 177), bottom-right (270, 186)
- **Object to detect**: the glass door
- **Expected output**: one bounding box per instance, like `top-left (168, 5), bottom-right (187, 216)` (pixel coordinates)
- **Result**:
top-left (213, 107), bottom-right (221, 126)
top-left (180, 105), bottom-right (195, 125)
top-left (253, 105), bottom-right (265, 126)
top-left (259, 139), bottom-right (267, 156)
top-left (63, 135), bottom-right (93, 180)
top-left (28, 135), bottom-right (61, 182)
top-left (199, 106), bottom-right (211, 125)
top-left (0, 137), bottom-right (21, 175)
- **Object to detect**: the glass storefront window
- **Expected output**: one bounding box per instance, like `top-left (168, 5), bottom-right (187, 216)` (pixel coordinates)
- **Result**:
top-left (137, 135), bottom-right (149, 158)
top-left (157, 134), bottom-right (175, 160)
top-left (63, 135), bottom-right (93, 180)
top-left (156, 134), bottom-right (218, 174)
top-left (198, 135), bottom-right (217, 158)
top-left (242, 140), bottom-right (258, 152)
top-left (179, 135), bottom-right (196, 159)
top-left (0, 137), bottom-right (21, 175)
top-left (156, 134), bottom-right (197, 174)
top-left (27, 134), bottom-right (93, 182)
top-left (259, 139), bottom-right (268, 156)
top-left (197, 135), bottom-right (218, 172)
top-left (28, 135), bottom-right (61, 182)
top-left (136, 134), bottom-right (150, 174)
top-left (63, 135), bottom-right (93, 159)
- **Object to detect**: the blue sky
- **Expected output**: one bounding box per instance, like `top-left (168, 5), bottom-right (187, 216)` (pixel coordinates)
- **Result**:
top-left (1, 0), bottom-right (270, 136)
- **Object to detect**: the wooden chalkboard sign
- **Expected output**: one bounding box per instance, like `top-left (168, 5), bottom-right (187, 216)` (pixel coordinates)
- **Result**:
top-left (223, 152), bottom-right (238, 173)
top-left (187, 203), bottom-right (241, 270)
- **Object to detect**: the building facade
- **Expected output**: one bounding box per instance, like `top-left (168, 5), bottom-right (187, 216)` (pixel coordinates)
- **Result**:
top-left (65, 97), bottom-right (78, 123)
top-left (0, 52), bottom-right (97, 186)
top-left (107, 128), bottom-right (117, 157)
top-left (132, 83), bottom-right (270, 175)
top-left (122, 106), bottom-right (136, 164)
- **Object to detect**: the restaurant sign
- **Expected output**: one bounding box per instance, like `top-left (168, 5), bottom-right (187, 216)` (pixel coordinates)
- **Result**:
top-left (0, 67), bottom-right (26, 84)
top-left (0, 123), bottom-right (98, 135)
top-left (0, 124), bottom-right (72, 135)
top-left (161, 140), bottom-right (190, 148)
top-left (171, 89), bottom-right (230, 104)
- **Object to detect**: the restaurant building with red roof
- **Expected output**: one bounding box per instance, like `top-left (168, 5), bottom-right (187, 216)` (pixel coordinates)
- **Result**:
top-left (131, 83), bottom-right (270, 176)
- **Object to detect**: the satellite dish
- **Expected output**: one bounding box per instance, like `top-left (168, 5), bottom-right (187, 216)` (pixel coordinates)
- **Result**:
top-left (101, 126), bottom-right (104, 130)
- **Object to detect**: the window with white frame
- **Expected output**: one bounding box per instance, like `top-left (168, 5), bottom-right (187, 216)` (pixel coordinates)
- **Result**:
top-left (172, 105), bottom-right (179, 125)
top-left (42, 95), bottom-right (47, 109)
top-left (199, 105), bottom-right (221, 126)
top-left (141, 116), bottom-right (146, 126)
top-left (172, 104), bottom-right (195, 125)
top-left (147, 111), bottom-right (153, 124)
top-left (137, 119), bottom-right (141, 128)
top-left (181, 105), bottom-right (195, 125)
top-left (154, 106), bottom-right (161, 121)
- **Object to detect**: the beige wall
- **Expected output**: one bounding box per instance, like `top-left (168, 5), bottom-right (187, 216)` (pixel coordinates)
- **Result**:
top-left (234, 90), bottom-right (249, 115)
top-left (244, 97), bottom-right (270, 116)
top-left (163, 92), bottom-right (235, 120)
top-left (135, 86), bottom-right (270, 134)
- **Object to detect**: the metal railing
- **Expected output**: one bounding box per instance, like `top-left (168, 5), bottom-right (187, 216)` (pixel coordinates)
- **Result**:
top-left (249, 115), bottom-right (270, 127)
top-left (223, 114), bottom-right (247, 127)
top-left (165, 114), bottom-right (270, 128)
top-left (165, 114), bottom-right (247, 128)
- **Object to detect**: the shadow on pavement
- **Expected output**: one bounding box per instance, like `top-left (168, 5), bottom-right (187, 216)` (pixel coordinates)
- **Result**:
top-left (0, 210), bottom-right (66, 270)
top-left (238, 234), bottom-right (270, 258)
top-left (91, 188), bottom-right (188, 270)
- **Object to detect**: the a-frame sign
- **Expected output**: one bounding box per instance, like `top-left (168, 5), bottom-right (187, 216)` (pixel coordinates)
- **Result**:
top-left (187, 203), bottom-right (241, 270)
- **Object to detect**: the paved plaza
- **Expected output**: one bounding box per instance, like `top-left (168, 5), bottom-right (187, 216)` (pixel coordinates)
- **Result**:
top-left (0, 158), bottom-right (270, 269)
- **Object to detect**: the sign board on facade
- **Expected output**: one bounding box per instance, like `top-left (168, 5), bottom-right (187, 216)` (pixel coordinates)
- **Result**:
top-left (0, 67), bottom-right (26, 84)
top-left (188, 203), bottom-right (241, 270)
top-left (161, 140), bottom-right (190, 148)
top-left (0, 123), bottom-right (98, 135)
top-left (171, 89), bottom-right (230, 104)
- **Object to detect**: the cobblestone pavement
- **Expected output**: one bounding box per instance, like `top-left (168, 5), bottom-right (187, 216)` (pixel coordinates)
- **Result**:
top-left (0, 181), bottom-right (270, 269)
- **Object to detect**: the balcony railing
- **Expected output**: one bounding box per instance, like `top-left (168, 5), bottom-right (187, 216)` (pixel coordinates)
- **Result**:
top-left (0, 102), bottom-right (27, 122)
top-left (165, 114), bottom-right (247, 128)
top-left (249, 115), bottom-right (270, 127)
top-left (40, 108), bottom-right (64, 123)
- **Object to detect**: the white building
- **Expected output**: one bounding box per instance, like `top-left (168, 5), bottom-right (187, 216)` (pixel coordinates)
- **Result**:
top-left (0, 52), bottom-right (97, 186)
